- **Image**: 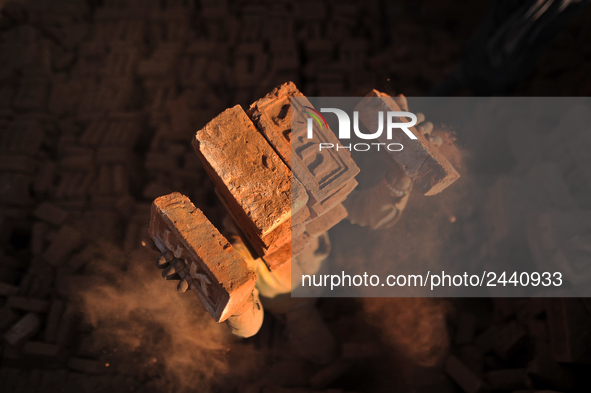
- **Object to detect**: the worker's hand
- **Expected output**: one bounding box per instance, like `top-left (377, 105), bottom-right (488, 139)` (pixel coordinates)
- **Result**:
top-left (139, 238), bottom-right (190, 292)
top-left (395, 94), bottom-right (442, 147)
top-left (156, 250), bottom-right (189, 292)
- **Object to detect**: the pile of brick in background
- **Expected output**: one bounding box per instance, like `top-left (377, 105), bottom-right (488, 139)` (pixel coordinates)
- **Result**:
top-left (0, 0), bottom-right (452, 391)
top-left (439, 100), bottom-right (591, 392)
top-left (0, 0), bottom-right (590, 392)
top-left (444, 297), bottom-right (591, 393)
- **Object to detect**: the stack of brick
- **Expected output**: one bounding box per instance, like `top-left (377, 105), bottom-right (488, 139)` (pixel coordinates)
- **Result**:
top-left (142, 96), bottom-right (206, 214)
top-left (74, 9), bottom-right (144, 119)
top-left (44, 112), bottom-right (143, 243)
top-left (177, 41), bottom-right (230, 130)
top-left (137, 2), bottom-right (195, 129)
top-left (2, 0), bottom-right (589, 391)
top-left (149, 192), bottom-right (256, 322)
top-left (0, 209), bottom-right (84, 372)
top-left (133, 1), bottom-right (205, 213)
top-left (248, 83), bottom-right (361, 261)
top-left (1, 197), bottom-right (134, 380)
top-left (193, 103), bottom-right (305, 271)
top-left (1, 15), bottom-right (154, 376)
top-left (0, 14), bottom-right (78, 375)
top-left (193, 82), bottom-right (359, 271)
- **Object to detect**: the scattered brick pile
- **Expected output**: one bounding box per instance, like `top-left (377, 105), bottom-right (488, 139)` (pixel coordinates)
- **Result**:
top-left (0, 0), bottom-right (396, 390)
top-left (445, 297), bottom-right (591, 393)
top-left (441, 94), bottom-right (591, 393)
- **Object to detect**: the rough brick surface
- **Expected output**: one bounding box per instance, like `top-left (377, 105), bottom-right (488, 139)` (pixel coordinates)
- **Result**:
top-left (194, 105), bottom-right (306, 238)
top-left (246, 82), bottom-right (302, 167)
top-left (149, 192), bottom-right (256, 322)
top-left (357, 90), bottom-right (460, 195)
top-left (213, 187), bottom-right (290, 262)
top-left (218, 195), bottom-right (310, 271)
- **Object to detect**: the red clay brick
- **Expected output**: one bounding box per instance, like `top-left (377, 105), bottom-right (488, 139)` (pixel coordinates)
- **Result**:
top-left (293, 205), bottom-right (311, 226)
top-left (149, 192), bottom-right (256, 322)
top-left (357, 90), bottom-right (460, 196)
top-left (193, 105), bottom-right (307, 238)
top-left (248, 82), bottom-right (359, 203)
top-left (262, 229), bottom-right (309, 271)
top-left (6, 296), bottom-right (49, 313)
top-left (214, 186), bottom-right (303, 271)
